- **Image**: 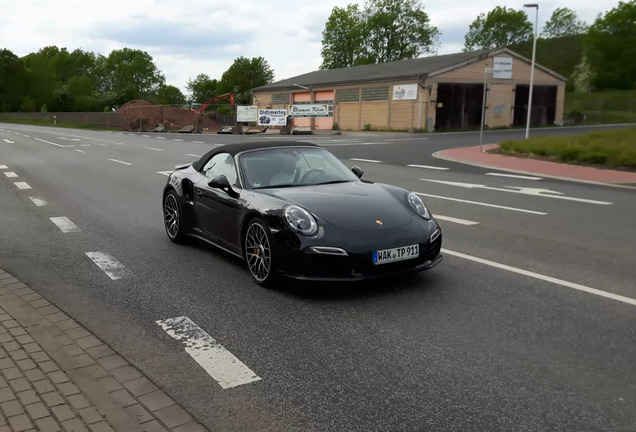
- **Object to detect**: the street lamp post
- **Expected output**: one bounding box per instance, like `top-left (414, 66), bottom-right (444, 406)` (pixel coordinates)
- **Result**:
top-left (524, 3), bottom-right (539, 140)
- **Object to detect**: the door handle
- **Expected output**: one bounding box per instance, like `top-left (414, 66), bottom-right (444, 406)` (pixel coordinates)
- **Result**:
top-left (195, 188), bottom-right (203, 197)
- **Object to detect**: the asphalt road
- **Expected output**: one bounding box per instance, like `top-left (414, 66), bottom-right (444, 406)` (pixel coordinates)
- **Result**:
top-left (1, 123), bottom-right (635, 432)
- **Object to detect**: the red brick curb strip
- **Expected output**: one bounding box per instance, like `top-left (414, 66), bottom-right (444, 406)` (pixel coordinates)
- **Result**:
top-left (434, 144), bottom-right (636, 186)
top-left (0, 269), bottom-right (207, 432)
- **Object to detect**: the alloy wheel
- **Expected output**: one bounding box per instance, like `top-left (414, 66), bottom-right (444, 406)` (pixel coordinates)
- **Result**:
top-left (164, 194), bottom-right (180, 239)
top-left (245, 222), bottom-right (272, 282)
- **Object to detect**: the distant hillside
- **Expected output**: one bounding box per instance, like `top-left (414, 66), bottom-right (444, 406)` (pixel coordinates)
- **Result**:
top-left (510, 35), bottom-right (584, 87)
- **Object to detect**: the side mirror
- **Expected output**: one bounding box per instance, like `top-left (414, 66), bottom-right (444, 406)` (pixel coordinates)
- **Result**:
top-left (208, 175), bottom-right (231, 189)
top-left (351, 166), bottom-right (364, 179)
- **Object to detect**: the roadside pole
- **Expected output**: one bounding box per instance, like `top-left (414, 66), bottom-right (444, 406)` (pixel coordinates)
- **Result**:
top-left (479, 68), bottom-right (494, 152)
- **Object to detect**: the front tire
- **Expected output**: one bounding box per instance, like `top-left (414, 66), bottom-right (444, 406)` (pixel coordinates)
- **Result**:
top-left (244, 218), bottom-right (277, 286)
top-left (163, 190), bottom-right (185, 243)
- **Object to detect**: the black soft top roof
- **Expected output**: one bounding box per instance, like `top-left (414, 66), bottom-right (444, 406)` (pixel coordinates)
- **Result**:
top-left (192, 141), bottom-right (321, 171)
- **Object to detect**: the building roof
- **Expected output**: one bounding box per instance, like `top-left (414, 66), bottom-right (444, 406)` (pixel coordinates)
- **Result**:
top-left (254, 48), bottom-right (567, 92)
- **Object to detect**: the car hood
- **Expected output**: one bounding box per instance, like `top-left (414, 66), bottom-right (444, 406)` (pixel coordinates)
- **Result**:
top-left (262, 182), bottom-right (413, 231)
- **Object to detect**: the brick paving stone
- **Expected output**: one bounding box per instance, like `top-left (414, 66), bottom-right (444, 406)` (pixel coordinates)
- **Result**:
top-left (0, 378), bottom-right (5, 388)
top-left (2, 321), bottom-right (20, 330)
top-left (0, 358), bottom-right (14, 370)
top-left (8, 328), bottom-right (27, 337)
top-left (48, 313), bottom-right (69, 324)
top-left (39, 361), bottom-right (60, 373)
top-left (77, 365), bottom-right (108, 380)
top-left (34, 416), bottom-right (61, 432)
top-left (52, 335), bottom-right (74, 347)
top-left (0, 334), bottom-right (13, 344)
top-left (14, 287), bottom-right (33, 296)
top-left (9, 378), bottom-right (30, 392)
top-left (25, 401), bottom-right (50, 420)
top-left (139, 420), bottom-right (169, 432)
top-left (9, 350), bottom-right (28, 361)
top-left (2, 342), bottom-right (19, 352)
top-left (110, 365), bottom-right (141, 384)
top-left (84, 346), bottom-right (114, 361)
top-left (0, 316), bottom-right (9, 323)
top-left (67, 394), bottom-right (90, 410)
top-left (24, 368), bottom-right (45, 382)
top-left (16, 359), bottom-right (36, 371)
top-left (65, 328), bottom-right (91, 341)
top-left (51, 404), bottom-right (75, 422)
top-left (8, 413), bottom-right (32, 432)
top-left (48, 371), bottom-right (70, 385)
top-left (56, 320), bottom-right (80, 331)
top-left (22, 343), bottom-right (41, 354)
top-left (29, 299), bottom-right (51, 309)
top-left (33, 380), bottom-right (55, 395)
top-left (77, 407), bottom-right (102, 425)
top-left (138, 390), bottom-right (174, 412)
top-left (89, 422), bottom-right (114, 432)
top-left (38, 306), bottom-right (59, 316)
top-left (17, 390), bottom-right (39, 405)
top-left (109, 389), bottom-right (135, 408)
top-left (61, 417), bottom-right (88, 432)
top-left (68, 354), bottom-right (94, 369)
top-left (22, 293), bottom-right (41, 302)
top-left (0, 388), bottom-right (15, 403)
top-left (123, 377), bottom-right (157, 397)
top-left (154, 404), bottom-right (192, 428)
top-left (125, 404), bottom-right (152, 423)
top-left (2, 367), bottom-right (23, 380)
top-left (97, 355), bottom-right (127, 372)
top-left (75, 336), bottom-right (102, 350)
top-left (41, 391), bottom-right (65, 407)
top-left (0, 349), bottom-right (6, 359)
top-left (56, 383), bottom-right (79, 397)
top-left (31, 351), bottom-right (51, 363)
top-left (172, 423), bottom-right (207, 432)
top-left (1, 399), bottom-right (24, 416)
top-left (64, 345), bottom-right (85, 358)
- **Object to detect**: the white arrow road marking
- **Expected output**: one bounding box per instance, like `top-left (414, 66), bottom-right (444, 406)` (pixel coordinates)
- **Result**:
top-left (50, 217), bottom-right (81, 233)
top-left (3, 139), bottom-right (14, 144)
top-left (407, 164), bottom-right (449, 171)
top-left (108, 159), bottom-right (132, 166)
top-left (85, 252), bottom-right (132, 280)
top-left (0, 165), bottom-right (8, 169)
top-left (4, 172), bottom-right (17, 178)
top-left (485, 172), bottom-right (542, 180)
top-left (157, 171), bottom-right (173, 176)
top-left (420, 178), bottom-right (612, 205)
top-left (350, 158), bottom-right (381, 163)
top-left (57, 137), bottom-right (80, 141)
top-left (29, 197), bottom-right (47, 207)
top-left (434, 215), bottom-right (479, 226)
top-left (442, 248), bottom-right (636, 307)
top-left (34, 138), bottom-right (74, 148)
top-left (14, 182), bottom-right (31, 190)
top-left (145, 147), bottom-right (163, 151)
top-left (416, 192), bottom-right (546, 215)
top-left (187, 154), bottom-right (202, 158)
top-left (156, 316), bottom-right (261, 389)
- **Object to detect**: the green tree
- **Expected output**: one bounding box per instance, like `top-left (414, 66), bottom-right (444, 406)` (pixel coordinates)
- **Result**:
top-left (320, 4), bottom-right (367, 69)
top-left (155, 85), bottom-right (186, 105)
top-left (186, 74), bottom-right (218, 102)
top-left (0, 49), bottom-right (27, 111)
top-left (464, 6), bottom-right (533, 51)
top-left (363, 0), bottom-right (439, 63)
top-left (216, 57), bottom-right (275, 104)
top-left (585, 0), bottom-right (636, 89)
top-left (543, 7), bottom-right (587, 39)
top-left (102, 48), bottom-right (165, 104)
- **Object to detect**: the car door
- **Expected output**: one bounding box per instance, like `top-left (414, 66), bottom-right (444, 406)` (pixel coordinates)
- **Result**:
top-left (194, 153), bottom-right (243, 254)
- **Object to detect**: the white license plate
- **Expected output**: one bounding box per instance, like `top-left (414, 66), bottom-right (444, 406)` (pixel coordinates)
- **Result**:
top-left (373, 244), bottom-right (419, 265)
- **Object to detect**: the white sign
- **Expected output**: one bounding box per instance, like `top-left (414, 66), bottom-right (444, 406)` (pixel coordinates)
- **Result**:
top-left (237, 106), bottom-right (257, 122)
top-left (287, 104), bottom-right (331, 118)
top-left (493, 57), bottom-right (513, 79)
top-left (392, 84), bottom-right (418, 100)
top-left (258, 109), bottom-right (287, 126)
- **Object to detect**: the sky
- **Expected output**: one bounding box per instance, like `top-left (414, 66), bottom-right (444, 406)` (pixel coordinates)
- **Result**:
top-left (0, 1), bottom-right (617, 94)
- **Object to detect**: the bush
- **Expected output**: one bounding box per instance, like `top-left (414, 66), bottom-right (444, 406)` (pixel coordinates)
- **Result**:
top-left (363, 123), bottom-right (372, 131)
top-left (332, 122), bottom-right (339, 131)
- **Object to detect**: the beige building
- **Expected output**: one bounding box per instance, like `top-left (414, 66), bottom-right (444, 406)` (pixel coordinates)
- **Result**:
top-left (252, 48), bottom-right (567, 132)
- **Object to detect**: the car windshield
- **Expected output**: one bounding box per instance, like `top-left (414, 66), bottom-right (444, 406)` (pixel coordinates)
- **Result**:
top-left (240, 147), bottom-right (359, 189)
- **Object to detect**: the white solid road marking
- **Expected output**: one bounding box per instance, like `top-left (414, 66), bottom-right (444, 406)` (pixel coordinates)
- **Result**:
top-left (385, 138), bottom-right (428, 141)
top-left (3, 139), bottom-right (15, 144)
top-left (173, 139), bottom-right (184, 142)
top-left (156, 316), bottom-right (261, 389)
top-left (157, 171), bottom-right (173, 176)
top-left (485, 172), bottom-right (543, 180)
top-left (75, 149), bottom-right (86, 154)
top-left (108, 159), bottom-right (132, 166)
top-left (3, 172), bottom-right (17, 178)
top-left (420, 178), bottom-right (613, 205)
top-left (350, 158), bottom-right (381, 163)
top-left (57, 137), bottom-right (80, 141)
top-left (85, 252), bottom-right (132, 280)
top-left (80, 144), bottom-right (91, 147)
top-left (29, 197), bottom-right (47, 207)
top-left (442, 248), bottom-right (636, 307)
top-left (0, 165), bottom-right (7, 169)
top-left (434, 215), bottom-right (479, 225)
top-left (407, 164), bottom-right (449, 171)
top-left (50, 217), bottom-right (81, 233)
top-left (416, 192), bottom-right (546, 215)
top-left (187, 154), bottom-right (202, 158)
top-left (34, 137), bottom-right (73, 148)
top-left (145, 146), bottom-right (163, 151)
top-left (14, 182), bottom-right (31, 190)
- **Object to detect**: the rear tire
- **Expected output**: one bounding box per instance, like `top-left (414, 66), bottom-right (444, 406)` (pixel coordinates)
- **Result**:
top-left (244, 218), bottom-right (277, 287)
top-left (163, 190), bottom-right (185, 243)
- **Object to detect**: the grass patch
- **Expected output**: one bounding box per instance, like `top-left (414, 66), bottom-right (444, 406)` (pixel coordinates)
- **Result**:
top-left (0, 116), bottom-right (119, 131)
top-left (499, 127), bottom-right (636, 170)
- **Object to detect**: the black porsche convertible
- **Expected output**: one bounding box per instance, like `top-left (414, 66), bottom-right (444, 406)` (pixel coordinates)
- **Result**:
top-left (162, 142), bottom-right (442, 285)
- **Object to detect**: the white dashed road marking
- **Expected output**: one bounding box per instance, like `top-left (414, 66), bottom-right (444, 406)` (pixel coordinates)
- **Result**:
top-left (3, 172), bottom-right (17, 178)
top-left (157, 137), bottom-right (166, 139)
top-left (350, 158), bottom-right (381, 163)
top-left (157, 171), bottom-right (173, 176)
top-left (142, 135), bottom-right (150, 137)
top-left (385, 138), bottom-right (428, 141)
top-left (156, 316), bottom-right (261, 389)
top-left (416, 192), bottom-right (546, 215)
top-left (85, 252), bottom-right (132, 280)
top-left (145, 147), bottom-right (163, 151)
top-left (434, 215), bottom-right (479, 225)
top-left (14, 182), bottom-right (31, 190)
top-left (3, 139), bottom-right (15, 144)
top-left (0, 165), bottom-right (7, 169)
top-left (442, 248), bottom-right (636, 307)
top-left (23, 135), bottom-right (29, 138)
top-left (57, 137), bottom-right (80, 141)
top-left (485, 172), bottom-right (543, 180)
top-left (50, 217), bottom-right (81, 233)
top-left (407, 164), bottom-right (449, 171)
top-left (29, 197), bottom-right (47, 207)
top-left (34, 137), bottom-right (73, 148)
top-left (173, 139), bottom-right (184, 142)
top-left (108, 159), bottom-right (132, 166)
top-left (75, 149), bottom-right (86, 154)
top-left (187, 154), bottom-right (202, 158)
top-left (193, 141), bottom-right (205, 144)
top-left (80, 144), bottom-right (91, 147)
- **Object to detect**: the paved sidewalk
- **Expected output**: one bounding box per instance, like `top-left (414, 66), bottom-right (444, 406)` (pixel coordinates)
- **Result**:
top-left (0, 269), bottom-right (206, 432)
top-left (435, 144), bottom-right (636, 185)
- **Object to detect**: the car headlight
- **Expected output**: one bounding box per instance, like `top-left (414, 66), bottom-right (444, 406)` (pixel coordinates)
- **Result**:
top-left (407, 192), bottom-right (430, 220)
top-left (284, 205), bottom-right (319, 236)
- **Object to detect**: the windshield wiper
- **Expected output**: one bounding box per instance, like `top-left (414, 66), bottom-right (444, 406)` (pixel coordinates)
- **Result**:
top-left (312, 180), bottom-right (352, 186)
top-left (254, 184), bottom-right (297, 189)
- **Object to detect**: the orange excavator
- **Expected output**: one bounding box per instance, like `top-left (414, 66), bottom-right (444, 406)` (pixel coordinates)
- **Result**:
top-left (195, 93), bottom-right (235, 113)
